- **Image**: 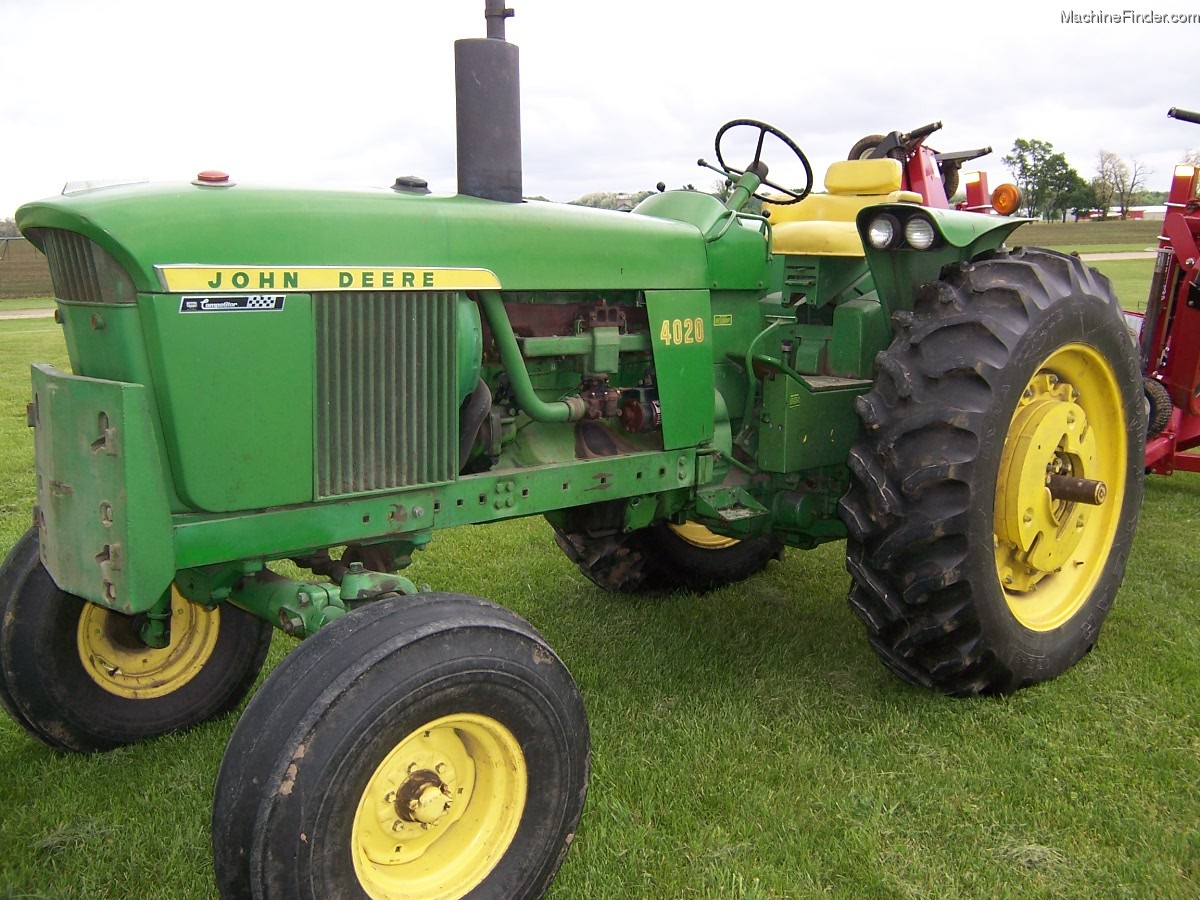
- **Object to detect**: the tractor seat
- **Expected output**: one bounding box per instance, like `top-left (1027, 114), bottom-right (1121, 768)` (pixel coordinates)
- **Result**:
top-left (767, 159), bottom-right (923, 257)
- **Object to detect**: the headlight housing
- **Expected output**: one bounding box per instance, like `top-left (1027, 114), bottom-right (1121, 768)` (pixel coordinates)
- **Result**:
top-left (866, 214), bottom-right (900, 250)
top-left (904, 216), bottom-right (937, 250)
top-left (863, 211), bottom-right (943, 251)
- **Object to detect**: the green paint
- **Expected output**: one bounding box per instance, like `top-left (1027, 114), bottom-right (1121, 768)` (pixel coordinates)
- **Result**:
top-left (856, 203), bottom-right (1025, 315)
top-left (17, 185), bottom-right (711, 293)
top-left (139, 292), bottom-right (314, 511)
top-left (15, 178), bottom-right (1027, 623)
top-left (829, 297), bottom-right (890, 378)
top-left (645, 289), bottom-right (715, 450)
top-left (31, 364), bottom-right (175, 614)
top-left (757, 373), bottom-right (867, 473)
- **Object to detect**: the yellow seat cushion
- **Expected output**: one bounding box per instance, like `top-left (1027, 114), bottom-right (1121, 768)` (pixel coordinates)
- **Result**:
top-left (771, 221), bottom-right (864, 256)
top-left (766, 159), bottom-right (922, 256)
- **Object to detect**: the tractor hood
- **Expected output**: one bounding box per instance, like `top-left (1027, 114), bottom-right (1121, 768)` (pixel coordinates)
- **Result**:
top-left (17, 182), bottom-right (710, 294)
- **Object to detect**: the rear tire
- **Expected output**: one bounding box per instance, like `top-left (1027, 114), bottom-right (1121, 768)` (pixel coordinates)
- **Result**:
top-left (840, 248), bottom-right (1144, 695)
top-left (212, 592), bottom-right (588, 900)
top-left (0, 528), bottom-right (274, 753)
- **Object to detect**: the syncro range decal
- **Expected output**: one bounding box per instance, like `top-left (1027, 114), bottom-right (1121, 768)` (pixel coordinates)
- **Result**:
top-left (157, 265), bottom-right (502, 292)
top-left (180, 295), bottom-right (285, 313)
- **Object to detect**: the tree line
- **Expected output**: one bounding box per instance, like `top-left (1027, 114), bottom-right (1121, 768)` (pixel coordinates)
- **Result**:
top-left (1001, 138), bottom-right (1178, 222)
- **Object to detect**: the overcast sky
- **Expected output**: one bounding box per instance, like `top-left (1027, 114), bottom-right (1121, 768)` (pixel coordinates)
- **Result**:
top-left (1, 0), bottom-right (1198, 218)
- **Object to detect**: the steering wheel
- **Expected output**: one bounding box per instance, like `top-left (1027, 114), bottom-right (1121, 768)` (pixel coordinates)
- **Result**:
top-left (714, 119), bottom-right (814, 205)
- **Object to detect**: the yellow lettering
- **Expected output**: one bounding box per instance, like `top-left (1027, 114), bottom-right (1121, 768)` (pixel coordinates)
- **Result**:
top-left (658, 317), bottom-right (707, 348)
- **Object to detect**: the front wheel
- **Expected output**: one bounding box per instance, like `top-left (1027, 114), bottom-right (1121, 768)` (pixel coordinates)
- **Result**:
top-left (0, 528), bottom-right (274, 752)
top-left (840, 248), bottom-right (1145, 695)
top-left (212, 592), bottom-right (589, 900)
top-left (551, 506), bottom-right (781, 593)
top-left (645, 522), bottom-right (783, 592)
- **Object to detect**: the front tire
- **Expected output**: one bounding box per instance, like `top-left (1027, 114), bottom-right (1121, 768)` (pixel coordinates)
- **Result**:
top-left (840, 248), bottom-right (1144, 695)
top-left (552, 507), bottom-right (781, 593)
top-left (0, 528), bottom-right (274, 752)
top-left (645, 522), bottom-right (783, 592)
top-left (848, 134), bottom-right (887, 161)
top-left (1144, 376), bottom-right (1173, 438)
top-left (212, 592), bottom-right (589, 900)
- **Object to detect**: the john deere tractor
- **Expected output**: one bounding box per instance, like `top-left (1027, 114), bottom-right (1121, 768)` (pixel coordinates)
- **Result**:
top-left (0, 4), bottom-right (1143, 897)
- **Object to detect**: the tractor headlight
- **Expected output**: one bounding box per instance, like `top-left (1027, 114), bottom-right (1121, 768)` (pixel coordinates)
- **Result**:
top-left (866, 214), bottom-right (900, 250)
top-left (904, 217), bottom-right (937, 250)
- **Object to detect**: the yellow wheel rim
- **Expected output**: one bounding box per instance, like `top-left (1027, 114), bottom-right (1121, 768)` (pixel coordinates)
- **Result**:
top-left (994, 344), bottom-right (1127, 631)
top-left (76, 589), bottom-right (219, 699)
top-left (668, 521), bottom-right (739, 550)
top-left (352, 713), bottom-right (527, 900)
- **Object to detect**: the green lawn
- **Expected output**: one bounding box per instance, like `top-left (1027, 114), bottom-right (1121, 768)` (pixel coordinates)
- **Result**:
top-left (1056, 245), bottom-right (1157, 255)
top-left (1087, 259), bottom-right (1154, 311)
top-left (0, 317), bottom-right (1198, 899)
top-left (0, 296), bottom-right (55, 312)
top-left (1013, 220), bottom-right (1162, 254)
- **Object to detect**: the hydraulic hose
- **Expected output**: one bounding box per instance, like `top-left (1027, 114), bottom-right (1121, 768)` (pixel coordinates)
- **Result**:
top-left (474, 291), bottom-right (585, 423)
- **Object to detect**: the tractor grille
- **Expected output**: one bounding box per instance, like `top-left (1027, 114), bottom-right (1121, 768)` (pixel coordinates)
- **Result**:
top-left (314, 292), bottom-right (458, 498)
top-left (30, 228), bottom-right (136, 304)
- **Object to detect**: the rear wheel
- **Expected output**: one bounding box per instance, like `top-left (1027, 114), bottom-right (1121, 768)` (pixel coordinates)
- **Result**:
top-left (840, 248), bottom-right (1144, 695)
top-left (0, 528), bottom-right (274, 752)
top-left (212, 592), bottom-right (588, 900)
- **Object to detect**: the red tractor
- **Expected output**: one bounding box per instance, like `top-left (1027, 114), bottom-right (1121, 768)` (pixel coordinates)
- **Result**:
top-left (1136, 107), bottom-right (1200, 474)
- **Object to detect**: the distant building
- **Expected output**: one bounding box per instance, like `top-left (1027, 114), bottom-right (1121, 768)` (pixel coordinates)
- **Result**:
top-left (1127, 205), bottom-right (1167, 221)
top-left (1075, 206), bottom-right (1166, 221)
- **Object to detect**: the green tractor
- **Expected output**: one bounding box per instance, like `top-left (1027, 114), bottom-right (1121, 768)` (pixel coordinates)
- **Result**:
top-left (0, 5), bottom-right (1143, 898)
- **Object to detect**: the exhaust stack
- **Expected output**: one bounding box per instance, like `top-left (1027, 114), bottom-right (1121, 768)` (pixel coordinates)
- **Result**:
top-left (456, 1), bottom-right (522, 203)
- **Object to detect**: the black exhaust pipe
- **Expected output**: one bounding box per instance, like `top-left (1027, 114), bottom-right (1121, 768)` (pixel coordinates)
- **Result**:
top-left (456, 1), bottom-right (522, 203)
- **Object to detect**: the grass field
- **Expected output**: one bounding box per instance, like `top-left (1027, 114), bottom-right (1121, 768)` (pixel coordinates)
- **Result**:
top-left (0, 309), bottom-right (1198, 898)
top-left (0, 239), bottom-right (52, 301)
top-left (1011, 219), bottom-right (1162, 253)
top-left (1088, 259), bottom-right (1154, 311)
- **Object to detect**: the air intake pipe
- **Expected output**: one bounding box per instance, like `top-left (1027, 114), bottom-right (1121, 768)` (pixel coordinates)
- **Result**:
top-left (456, 1), bottom-right (522, 203)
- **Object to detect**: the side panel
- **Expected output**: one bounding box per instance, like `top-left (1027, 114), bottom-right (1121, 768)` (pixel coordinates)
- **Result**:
top-left (645, 289), bottom-right (715, 450)
top-left (140, 293), bottom-right (315, 512)
top-left (758, 376), bottom-right (867, 472)
top-left (32, 364), bottom-right (175, 614)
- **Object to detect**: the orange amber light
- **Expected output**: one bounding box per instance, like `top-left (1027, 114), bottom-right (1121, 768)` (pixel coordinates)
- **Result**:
top-left (991, 183), bottom-right (1022, 216)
